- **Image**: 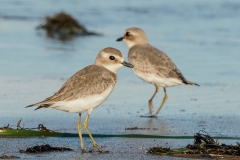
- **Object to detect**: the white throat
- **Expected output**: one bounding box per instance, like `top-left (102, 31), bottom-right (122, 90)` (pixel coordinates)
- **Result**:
top-left (104, 64), bottom-right (123, 73)
top-left (124, 40), bottom-right (136, 48)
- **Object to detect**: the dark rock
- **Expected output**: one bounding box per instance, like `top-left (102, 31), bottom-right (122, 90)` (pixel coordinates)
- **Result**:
top-left (19, 144), bottom-right (73, 153)
top-left (37, 12), bottom-right (101, 40)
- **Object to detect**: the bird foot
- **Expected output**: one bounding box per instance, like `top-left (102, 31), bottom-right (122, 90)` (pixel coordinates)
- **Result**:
top-left (81, 149), bottom-right (88, 153)
top-left (140, 113), bottom-right (157, 118)
top-left (89, 145), bottom-right (108, 153)
top-left (140, 114), bottom-right (157, 118)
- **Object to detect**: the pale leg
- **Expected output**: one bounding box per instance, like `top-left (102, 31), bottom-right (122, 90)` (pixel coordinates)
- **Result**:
top-left (154, 87), bottom-right (168, 117)
top-left (141, 84), bottom-right (159, 117)
top-left (83, 114), bottom-right (105, 153)
top-left (77, 113), bottom-right (87, 153)
top-left (148, 84), bottom-right (159, 114)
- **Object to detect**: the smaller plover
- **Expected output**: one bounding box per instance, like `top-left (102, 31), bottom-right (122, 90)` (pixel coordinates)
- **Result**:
top-left (116, 27), bottom-right (199, 118)
top-left (26, 47), bottom-right (133, 153)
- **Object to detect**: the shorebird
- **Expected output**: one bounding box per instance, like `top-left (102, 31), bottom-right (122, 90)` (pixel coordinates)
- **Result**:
top-left (116, 27), bottom-right (199, 118)
top-left (26, 47), bottom-right (133, 152)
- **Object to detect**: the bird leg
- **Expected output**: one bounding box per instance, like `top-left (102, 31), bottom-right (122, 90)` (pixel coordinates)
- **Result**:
top-left (149, 84), bottom-right (159, 114)
top-left (141, 84), bottom-right (159, 117)
top-left (77, 113), bottom-right (87, 153)
top-left (83, 114), bottom-right (105, 153)
top-left (154, 87), bottom-right (168, 117)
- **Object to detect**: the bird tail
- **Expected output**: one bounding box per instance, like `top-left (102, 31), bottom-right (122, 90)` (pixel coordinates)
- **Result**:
top-left (186, 81), bottom-right (200, 86)
top-left (25, 103), bottom-right (52, 110)
top-left (25, 104), bottom-right (35, 108)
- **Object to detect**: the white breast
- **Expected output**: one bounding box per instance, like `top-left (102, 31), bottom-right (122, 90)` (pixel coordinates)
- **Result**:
top-left (133, 70), bottom-right (183, 87)
top-left (50, 86), bottom-right (114, 113)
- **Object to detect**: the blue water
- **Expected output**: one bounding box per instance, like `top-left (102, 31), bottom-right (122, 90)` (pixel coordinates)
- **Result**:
top-left (0, 0), bottom-right (240, 137)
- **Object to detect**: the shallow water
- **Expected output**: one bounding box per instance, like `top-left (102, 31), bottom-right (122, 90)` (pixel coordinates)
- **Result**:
top-left (0, 0), bottom-right (240, 159)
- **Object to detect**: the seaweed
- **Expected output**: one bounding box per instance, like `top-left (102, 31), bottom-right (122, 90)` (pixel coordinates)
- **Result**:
top-left (147, 130), bottom-right (240, 159)
top-left (0, 154), bottom-right (19, 159)
top-left (125, 127), bottom-right (158, 130)
top-left (185, 131), bottom-right (240, 156)
top-left (19, 144), bottom-right (72, 153)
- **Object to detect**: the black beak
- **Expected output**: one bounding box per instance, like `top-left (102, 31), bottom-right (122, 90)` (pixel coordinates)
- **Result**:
top-left (116, 37), bottom-right (124, 41)
top-left (122, 61), bottom-right (134, 68)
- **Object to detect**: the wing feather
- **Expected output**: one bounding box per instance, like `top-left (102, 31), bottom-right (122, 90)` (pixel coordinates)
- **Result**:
top-left (32, 65), bottom-right (116, 106)
top-left (129, 44), bottom-right (187, 83)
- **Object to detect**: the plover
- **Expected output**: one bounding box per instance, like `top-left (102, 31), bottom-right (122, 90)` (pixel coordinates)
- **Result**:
top-left (116, 27), bottom-right (199, 118)
top-left (26, 47), bottom-right (133, 153)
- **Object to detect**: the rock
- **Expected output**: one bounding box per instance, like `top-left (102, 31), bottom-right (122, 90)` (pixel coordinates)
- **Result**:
top-left (37, 12), bottom-right (100, 40)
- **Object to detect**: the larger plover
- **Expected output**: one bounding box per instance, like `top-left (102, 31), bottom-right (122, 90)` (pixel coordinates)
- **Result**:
top-left (26, 47), bottom-right (133, 152)
top-left (116, 27), bottom-right (199, 118)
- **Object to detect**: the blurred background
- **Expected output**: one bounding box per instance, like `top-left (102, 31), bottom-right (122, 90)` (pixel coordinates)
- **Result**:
top-left (0, 0), bottom-right (240, 137)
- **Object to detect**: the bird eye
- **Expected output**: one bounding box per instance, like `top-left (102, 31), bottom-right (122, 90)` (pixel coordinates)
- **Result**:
top-left (125, 32), bottom-right (131, 36)
top-left (109, 56), bottom-right (115, 60)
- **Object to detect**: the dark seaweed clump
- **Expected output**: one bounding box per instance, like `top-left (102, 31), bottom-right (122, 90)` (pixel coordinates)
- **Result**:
top-left (185, 131), bottom-right (240, 155)
top-left (19, 144), bottom-right (72, 153)
top-left (0, 154), bottom-right (19, 159)
top-left (147, 131), bottom-right (240, 158)
top-left (125, 127), bottom-right (158, 130)
top-left (0, 119), bottom-right (55, 132)
top-left (147, 146), bottom-right (170, 154)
